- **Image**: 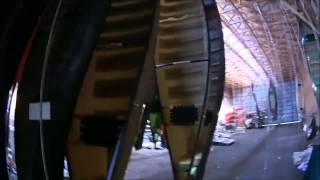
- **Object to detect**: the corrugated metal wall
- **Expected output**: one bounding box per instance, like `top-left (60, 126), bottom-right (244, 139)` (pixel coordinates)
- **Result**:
top-left (276, 81), bottom-right (298, 123)
top-left (229, 81), bottom-right (298, 124)
top-left (233, 84), bottom-right (269, 114)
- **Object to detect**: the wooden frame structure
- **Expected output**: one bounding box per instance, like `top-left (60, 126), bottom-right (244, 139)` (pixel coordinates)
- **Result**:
top-left (216, 0), bottom-right (315, 88)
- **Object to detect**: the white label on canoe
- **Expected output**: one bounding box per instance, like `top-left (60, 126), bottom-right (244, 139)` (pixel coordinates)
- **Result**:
top-left (29, 102), bottom-right (51, 120)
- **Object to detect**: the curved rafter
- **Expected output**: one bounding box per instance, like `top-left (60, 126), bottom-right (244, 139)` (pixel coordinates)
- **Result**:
top-left (255, 1), bottom-right (284, 82)
top-left (218, 0), bottom-right (277, 84)
top-left (216, 0), bottom-right (304, 88)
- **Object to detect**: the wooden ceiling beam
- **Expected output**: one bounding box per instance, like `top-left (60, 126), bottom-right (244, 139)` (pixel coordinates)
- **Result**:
top-left (227, 0), bottom-right (277, 83)
top-left (217, 0), bottom-right (305, 85)
top-left (225, 42), bottom-right (262, 78)
top-left (280, 0), bottom-right (319, 34)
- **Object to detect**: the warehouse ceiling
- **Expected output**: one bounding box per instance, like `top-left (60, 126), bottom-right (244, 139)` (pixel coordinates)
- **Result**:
top-left (216, 0), bottom-right (319, 88)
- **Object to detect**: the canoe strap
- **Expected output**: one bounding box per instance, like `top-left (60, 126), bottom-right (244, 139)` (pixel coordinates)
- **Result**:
top-left (170, 105), bottom-right (199, 125)
top-left (80, 115), bottom-right (127, 147)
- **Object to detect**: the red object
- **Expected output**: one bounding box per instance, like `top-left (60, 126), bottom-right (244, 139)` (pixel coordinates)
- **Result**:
top-left (15, 17), bottom-right (43, 83)
top-left (225, 112), bottom-right (236, 123)
top-left (225, 108), bottom-right (247, 126)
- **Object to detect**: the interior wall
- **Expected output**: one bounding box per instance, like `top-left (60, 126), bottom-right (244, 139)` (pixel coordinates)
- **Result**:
top-left (219, 81), bottom-right (300, 124)
top-left (232, 84), bottom-right (269, 115)
top-left (217, 84), bottom-right (270, 124)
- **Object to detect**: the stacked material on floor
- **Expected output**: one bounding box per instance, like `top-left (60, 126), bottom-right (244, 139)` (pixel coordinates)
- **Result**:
top-left (141, 120), bottom-right (165, 150)
top-left (212, 132), bottom-right (235, 146)
top-left (215, 117), bottom-right (247, 135)
top-left (293, 145), bottom-right (313, 171)
top-left (304, 145), bottom-right (320, 180)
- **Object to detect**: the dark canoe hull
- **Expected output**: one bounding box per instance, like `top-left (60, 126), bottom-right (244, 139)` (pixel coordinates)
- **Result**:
top-left (304, 35), bottom-right (320, 108)
top-left (14, 0), bottom-right (107, 179)
top-left (0, 0), bottom-right (47, 179)
top-left (193, 1), bottom-right (225, 179)
top-left (268, 83), bottom-right (278, 120)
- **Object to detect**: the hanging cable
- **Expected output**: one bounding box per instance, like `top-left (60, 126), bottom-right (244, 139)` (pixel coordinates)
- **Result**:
top-left (39, 0), bottom-right (63, 179)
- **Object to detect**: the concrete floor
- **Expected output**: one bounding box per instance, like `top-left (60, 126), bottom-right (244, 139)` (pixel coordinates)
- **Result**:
top-left (125, 123), bottom-right (307, 180)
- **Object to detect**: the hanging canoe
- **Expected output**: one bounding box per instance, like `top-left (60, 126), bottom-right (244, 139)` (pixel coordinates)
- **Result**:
top-left (190, 0), bottom-right (225, 179)
top-left (268, 82), bottom-right (278, 121)
top-left (14, 0), bottom-right (107, 179)
top-left (302, 34), bottom-right (320, 109)
top-left (67, 0), bottom-right (157, 179)
top-left (154, 0), bottom-right (224, 179)
top-left (0, 0), bottom-right (47, 179)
